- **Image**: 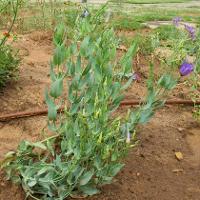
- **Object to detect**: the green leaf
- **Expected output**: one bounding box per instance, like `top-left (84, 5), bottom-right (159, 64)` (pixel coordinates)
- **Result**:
top-left (75, 55), bottom-right (81, 74)
top-left (111, 152), bottom-right (118, 161)
top-left (139, 108), bottom-right (154, 124)
top-left (50, 77), bottom-right (64, 98)
top-left (79, 170), bottom-right (94, 186)
top-left (28, 180), bottom-right (37, 187)
top-left (110, 82), bottom-right (121, 99)
top-left (37, 167), bottom-right (50, 176)
top-left (45, 89), bottom-right (57, 121)
top-left (109, 163), bottom-right (124, 177)
top-left (32, 142), bottom-right (47, 150)
top-left (53, 23), bottom-right (66, 46)
top-left (53, 44), bottom-right (66, 66)
top-left (120, 42), bottom-right (138, 74)
top-left (158, 74), bottom-right (176, 90)
top-left (111, 95), bottom-right (124, 111)
top-left (70, 43), bottom-right (77, 55)
top-left (50, 62), bottom-right (56, 81)
top-left (80, 185), bottom-right (100, 196)
top-left (121, 77), bottom-right (133, 91)
top-left (80, 36), bottom-right (90, 56)
top-left (46, 139), bottom-right (55, 156)
top-left (70, 103), bottom-right (79, 115)
top-left (82, 63), bottom-right (91, 77)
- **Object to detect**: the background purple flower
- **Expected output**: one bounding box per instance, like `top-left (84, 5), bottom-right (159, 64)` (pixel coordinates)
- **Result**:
top-left (184, 24), bottom-right (196, 40)
top-left (132, 72), bottom-right (141, 82)
top-left (179, 61), bottom-right (194, 76)
top-left (172, 17), bottom-right (182, 27)
top-left (81, 9), bottom-right (90, 18)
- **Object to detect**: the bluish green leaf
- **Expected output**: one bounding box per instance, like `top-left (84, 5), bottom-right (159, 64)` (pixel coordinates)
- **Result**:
top-left (45, 89), bottom-right (57, 121)
top-left (80, 185), bottom-right (100, 196)
top-left (28, 180), bottom-right (37, 187)
top-left (32, 142), bottom-right (47, 150)
top-left (53, 44), bottom-right (66, 66)
top-left (158, 74), bottom-right (176, 90)
top-left (139, 108), bottom-right (154, 124)
top-left (53, 23), bottom-right (66, 46)
top-left (121, 77), bottom-right (133, 91)
top-left (50, 77), bottom-right (64, 98)
top-left (79, 170), bottom-right (94, 186)
top-left (109, 163), bottom-right (124, 177)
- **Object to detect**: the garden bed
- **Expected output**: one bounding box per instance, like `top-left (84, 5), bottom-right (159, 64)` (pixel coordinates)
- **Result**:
top-left (0, 30), bottom-right (199, 200)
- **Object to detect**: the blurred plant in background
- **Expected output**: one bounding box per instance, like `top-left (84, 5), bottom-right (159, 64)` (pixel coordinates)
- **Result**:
top-left (172, 18), bottom-right (200, 120)
top-left (153, 17), bottom-right (200, 120)
top-left (0, 0), bottom-right (20, 89)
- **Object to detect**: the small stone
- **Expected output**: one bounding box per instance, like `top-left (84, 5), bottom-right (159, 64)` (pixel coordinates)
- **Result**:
top-left (0, 182), bottom-right (5, 187)
top-left (178, 127), bottom-right (184, 132)
top-left (175, 152), bottom-right (184, 161)
top-left (136, 172), bottom-right (140, 176)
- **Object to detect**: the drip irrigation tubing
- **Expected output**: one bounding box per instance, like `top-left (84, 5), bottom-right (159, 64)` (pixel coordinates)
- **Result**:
top-left (0, 99), bottom-right (200, 122)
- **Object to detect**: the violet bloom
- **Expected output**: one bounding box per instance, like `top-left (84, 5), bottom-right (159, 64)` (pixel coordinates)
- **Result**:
top-left (184, 24), bottom-right (196, 40)
top-left (179, 61), bottom-right (194, 76)
top-left (172, 17), bottom-right (182, 27)
top-left (132, 72), bottom-right (141, 82)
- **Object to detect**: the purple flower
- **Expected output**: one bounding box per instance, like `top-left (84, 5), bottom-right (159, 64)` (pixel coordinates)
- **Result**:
top-left (173, 17), bottom-right (182, 27)
top-left (184, 24), bottom-right (196, 40)
top-left (132, 72), bottom-right (141, 82)
top-left (179, 61), bottom-right (194, 76)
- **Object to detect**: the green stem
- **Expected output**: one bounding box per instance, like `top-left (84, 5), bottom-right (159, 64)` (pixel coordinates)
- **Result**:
top-left (40, 134), bottom-right (60, 144)
top-left (28, 194), bottom-right (41, 200)
top-left (0, 0), bottom-right (19, 47)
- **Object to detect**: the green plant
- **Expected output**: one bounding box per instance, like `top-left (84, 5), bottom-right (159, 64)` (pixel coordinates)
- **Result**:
top-left (111, 0), bottom-right (191, 4)
top-left (0, 0), bottom-right (20, 88)
top-left (0, 45), bottom-right (19, 88)
top-left (154, 25), bottom-right (181, 41)
top-left (1, 10), bottom-right (176, 200)
top-left (153, 18), bottom-right (200, 120)
top-left (190, 56), bottom-right (200, 121)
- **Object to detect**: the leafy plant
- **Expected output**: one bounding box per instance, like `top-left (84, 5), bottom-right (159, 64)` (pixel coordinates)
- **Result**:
top-left (153, 17), bottom-right (200, 120)
top-left (0, 45), bottom-right (19, 88)
top-left (1, 9), bottom-right (176, 200)
top-left (0, 0), bottom-right (20, 88)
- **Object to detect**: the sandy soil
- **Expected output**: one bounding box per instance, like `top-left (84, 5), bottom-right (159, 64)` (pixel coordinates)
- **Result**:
top-left (0, 31), bottom-right (200, 200)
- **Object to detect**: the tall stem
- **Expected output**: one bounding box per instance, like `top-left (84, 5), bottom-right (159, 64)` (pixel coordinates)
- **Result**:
top-left (0, 0), bottom-right (19, 47)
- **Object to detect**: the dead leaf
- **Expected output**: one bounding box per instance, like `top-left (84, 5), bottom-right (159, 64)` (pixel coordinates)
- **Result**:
top-left (175, 152), bottom-right (183, 161)
top-left (172, 169), bottom-right (184, 173)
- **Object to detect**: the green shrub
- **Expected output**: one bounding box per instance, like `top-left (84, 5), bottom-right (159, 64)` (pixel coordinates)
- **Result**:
top-left (0, 45), bottom-right (19, 88)
top-left (154, 25), bottom-right (182, 41)
top-left (1, 8), bottom-right (176, 200)
top-left (0, 0), bottom-right (20, 88)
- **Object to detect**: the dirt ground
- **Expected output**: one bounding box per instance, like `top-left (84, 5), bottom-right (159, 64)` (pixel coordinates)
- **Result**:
top-left (0, 31), bottom-right (200, 200)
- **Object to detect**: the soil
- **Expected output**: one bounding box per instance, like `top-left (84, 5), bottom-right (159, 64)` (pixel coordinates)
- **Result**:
top-left (0, 30), bottom-right (200, 200)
